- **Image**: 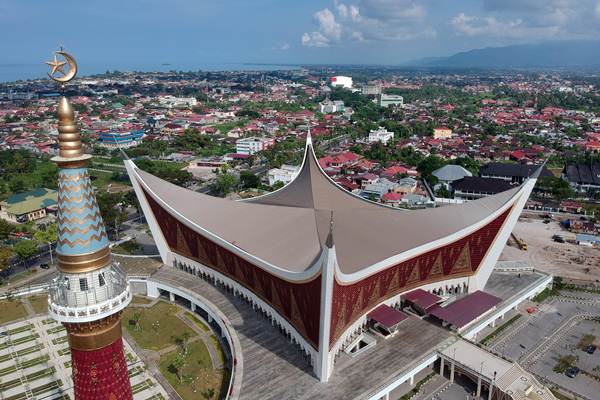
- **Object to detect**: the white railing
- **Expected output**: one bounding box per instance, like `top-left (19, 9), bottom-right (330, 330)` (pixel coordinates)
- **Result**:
top-left (49, 286), bottom-right (131, 323)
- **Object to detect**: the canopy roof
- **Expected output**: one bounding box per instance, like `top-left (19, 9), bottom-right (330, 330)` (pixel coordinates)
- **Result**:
top-left (402, 289), bottom-right (442, 311)
top-left (134, 138), bottom-right (527, 276)
top-left (367, 304), bottom-right (407, 329)
top-left (428, 290), bottom-right (501, 329)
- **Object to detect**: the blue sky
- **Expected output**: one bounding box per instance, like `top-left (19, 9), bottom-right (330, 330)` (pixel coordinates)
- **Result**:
top-left (2, 0), bottom-right (600, 66)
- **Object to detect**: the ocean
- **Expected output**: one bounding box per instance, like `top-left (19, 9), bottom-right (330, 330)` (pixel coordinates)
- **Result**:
top-left (0, 62), bottom-right (300, 83)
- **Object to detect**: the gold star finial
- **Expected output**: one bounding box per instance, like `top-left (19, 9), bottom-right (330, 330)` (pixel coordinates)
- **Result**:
top-left (46, 54), bottom-right (67, 77)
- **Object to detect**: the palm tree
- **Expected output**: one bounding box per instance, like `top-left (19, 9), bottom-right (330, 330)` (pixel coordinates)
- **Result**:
top-left (132, 312), bottom-right (141, 331)
top-left (170, 354), bottom-right (186, 383)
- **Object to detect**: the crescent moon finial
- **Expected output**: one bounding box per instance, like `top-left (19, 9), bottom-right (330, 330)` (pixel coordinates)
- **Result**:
top-left (46, 50), bottom-right (77, 84)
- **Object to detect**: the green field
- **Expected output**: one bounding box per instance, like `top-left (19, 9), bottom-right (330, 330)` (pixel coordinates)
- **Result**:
top-left (28, 295), bottom-right (49, 315)
top-left (122, 301), bottom-right (195, 350)
top-left (0, 299), bottom-right (28, 324)
top-left (158, 340), bottom-right (223, 400)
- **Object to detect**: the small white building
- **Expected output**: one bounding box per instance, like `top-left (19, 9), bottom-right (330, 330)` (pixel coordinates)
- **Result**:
top-left (330, 76), bottom-right (353, 89)
top-left (236, 137), bottom-right (275, 155)
top-left (268, 164), bottom-right (300, 186)
top-left (158, 96), bottom-right (198, 108)
top-left (319, 100), bottom-right (345, 114)
top-left (368, 127), bottom-right (394, 145)
top-left (379, 94), bottom-right (404, 108)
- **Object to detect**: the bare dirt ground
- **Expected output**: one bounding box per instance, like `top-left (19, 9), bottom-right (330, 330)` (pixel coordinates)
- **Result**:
top-left (500, 215), bottom-right (600, 282)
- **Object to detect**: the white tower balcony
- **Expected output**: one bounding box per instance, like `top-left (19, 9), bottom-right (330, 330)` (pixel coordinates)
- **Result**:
top-left (48, 263), bottom-right (132, 323)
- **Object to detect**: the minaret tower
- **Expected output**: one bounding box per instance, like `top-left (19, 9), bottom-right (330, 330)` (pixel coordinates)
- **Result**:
top-left (45, 50), bottom-right (133, 400)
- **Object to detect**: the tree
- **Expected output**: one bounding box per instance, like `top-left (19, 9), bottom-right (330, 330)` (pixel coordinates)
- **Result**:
top-left (132, 312), bottom-right (142, 331)
top-left (96, 192), bottom-right (128, 239)
top-left (33, 223), bottom-right (57, 244)
top-left (417, 155), bottom-right (445, 182)
top-left (9, 178), bottom-right (25, 193)
top-left (0, 220), bottom-right (15, 241)
top-left (538, 177), bottom-right (573, 202)
top-left (210, 173), bottom-right (237, 197)
top-left (13, 240), bottom-right (38, 267)
top-left (169, 353), bottom-right (186, 383)
top-left (239, 171), bottom-right (260, 189)
top-left (0, 246), bottom-right (15, 274)
top-left (174, 331), bottom-right (191, 356)
top-left (203, 388), bottom-right (215, 399)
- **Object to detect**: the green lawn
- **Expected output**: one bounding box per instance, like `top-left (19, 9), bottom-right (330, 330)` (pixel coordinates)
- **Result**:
top-left (131, 296), bottom-right (154, 305)
top-left (28, 295), bottom-right (49, 315)
top-left (158, 341), bottom-right (223, 400)
top-left (185, 312), bottom-right (210, 333)
top-left (122, 301), bottom-right (195, 350)
top-left (0, 299), bottom-right (28, 324)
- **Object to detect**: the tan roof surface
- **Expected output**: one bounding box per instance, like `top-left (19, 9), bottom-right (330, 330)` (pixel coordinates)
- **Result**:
top-left (135, 142), bottom-right (523, 275)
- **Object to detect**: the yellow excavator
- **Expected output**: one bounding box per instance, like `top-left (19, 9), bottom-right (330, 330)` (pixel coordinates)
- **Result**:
top-left (511, 233), bottom-right (528, 251)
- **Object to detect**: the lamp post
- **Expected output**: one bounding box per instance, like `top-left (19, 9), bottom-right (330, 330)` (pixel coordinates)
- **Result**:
top-left (47, 242), bottom-right (53, 266)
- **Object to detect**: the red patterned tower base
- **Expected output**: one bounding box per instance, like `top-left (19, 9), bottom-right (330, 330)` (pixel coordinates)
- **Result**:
top-left (64, 314), bottom-right (133, 400)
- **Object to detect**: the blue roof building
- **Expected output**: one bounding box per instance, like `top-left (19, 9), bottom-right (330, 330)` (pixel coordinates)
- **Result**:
top-left (98, 130), bottom-right (144, 149)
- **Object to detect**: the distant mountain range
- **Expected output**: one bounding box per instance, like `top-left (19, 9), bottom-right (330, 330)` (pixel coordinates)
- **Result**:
top-left (404, 41), bottom-right (600, 69)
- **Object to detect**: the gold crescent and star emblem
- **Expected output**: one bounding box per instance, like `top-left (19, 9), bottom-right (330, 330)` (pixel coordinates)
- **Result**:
top-left (46, 50), bottom-right (78, 84)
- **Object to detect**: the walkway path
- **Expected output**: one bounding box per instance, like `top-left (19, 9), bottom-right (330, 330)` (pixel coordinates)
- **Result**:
top-left (176, 311), bottom-right (224, 369)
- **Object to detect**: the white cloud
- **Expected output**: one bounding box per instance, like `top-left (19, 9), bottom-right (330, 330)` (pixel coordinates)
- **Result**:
top-left (273, 42), bottom-right (290, 51)
top-left (359, 0), bottom-right (425, 21)
top-left (463, 0), bottom-right (600, 40)
top-left (336, 1), bottom-right (349, 18)
top-left (314, 8), bottom-right (343, 40)
top-left (301, 0), bottom-right (435, 47)
top-left (352, 31), bottom-right (365, 41)
top-left (451, 12), bottom-right (559, 39)
top-left (302, 31), bottom-right (330, 47)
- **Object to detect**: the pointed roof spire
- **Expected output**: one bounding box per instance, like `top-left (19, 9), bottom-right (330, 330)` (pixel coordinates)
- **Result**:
top-left (306, 125), bottom-right (313, 146)
top-left (326, 211), bottom-right (334, 248)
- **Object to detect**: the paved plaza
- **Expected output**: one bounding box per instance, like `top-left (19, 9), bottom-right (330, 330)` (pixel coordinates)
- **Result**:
top-left (0, 315), bottom-right (168, 400)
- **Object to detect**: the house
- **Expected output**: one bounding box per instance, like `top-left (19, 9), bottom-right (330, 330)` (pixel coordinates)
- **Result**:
top-left (361, 178), bottom-right (397, 200)
top-left (268, 164), bottom-right (300, 186)
top-left (368, 127), bottom-right (394, 145)
top-left (432, 165), bottom-right (473, 190)
top-left (433, 127), bottom-right (452, 139)
top-left (453, 177), bottom-right (513, 200)
top-left (235, 137), bottom-right (275, 155)
top-left (0, 188), bottom-right (58, 223)
top-left (381, 192), bottom-right (403, 207)
top-left (563, 163), bottom-right (600, 194)
top-left (480, 162), bottom-right (553, 184)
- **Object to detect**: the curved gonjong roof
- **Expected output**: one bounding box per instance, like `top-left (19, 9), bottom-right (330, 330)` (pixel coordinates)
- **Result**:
top-left (132, 137), bottom-right (530, 276)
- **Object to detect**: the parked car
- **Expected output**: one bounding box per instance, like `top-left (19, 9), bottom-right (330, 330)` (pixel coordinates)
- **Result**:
top-left (40, 263), bottom-right (50, 270)
top-left (565, 366), bottom-right (580, 378)
top-left (552, 235), bottom-right (565, 243)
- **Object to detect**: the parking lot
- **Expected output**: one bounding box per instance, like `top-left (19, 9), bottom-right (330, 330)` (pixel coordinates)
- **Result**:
top-left (530, 319), bottom-right (600, 400)
top-left (482, 290), bottom-right (600, 399)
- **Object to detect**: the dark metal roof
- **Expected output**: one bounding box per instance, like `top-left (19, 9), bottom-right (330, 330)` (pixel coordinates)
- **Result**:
top-left (565, 163), bottom-right (600, 185)
top-left (565, 165), bottom-right (580, 183)
top-left (453, 177), bottom-right (513, 194)
top-left (428, 291), bottom-right (501, 329)
top-left (480, 162), bottom-right (552, 179)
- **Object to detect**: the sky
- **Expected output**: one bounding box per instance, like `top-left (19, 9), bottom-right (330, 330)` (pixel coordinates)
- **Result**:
top-left (2, 0), bottom-right (600, 68)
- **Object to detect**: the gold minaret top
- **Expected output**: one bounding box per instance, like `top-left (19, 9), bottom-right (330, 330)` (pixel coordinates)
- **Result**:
top-left (46, 50), bottom-right (91, 167)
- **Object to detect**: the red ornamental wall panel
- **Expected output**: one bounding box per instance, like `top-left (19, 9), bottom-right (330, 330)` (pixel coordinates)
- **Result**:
top-left (143, 190), bottom-right (322, 348)
top-left (71, 338), bottom-right (132, 400)
top-left (330, 207), bottom-right (512, 347)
